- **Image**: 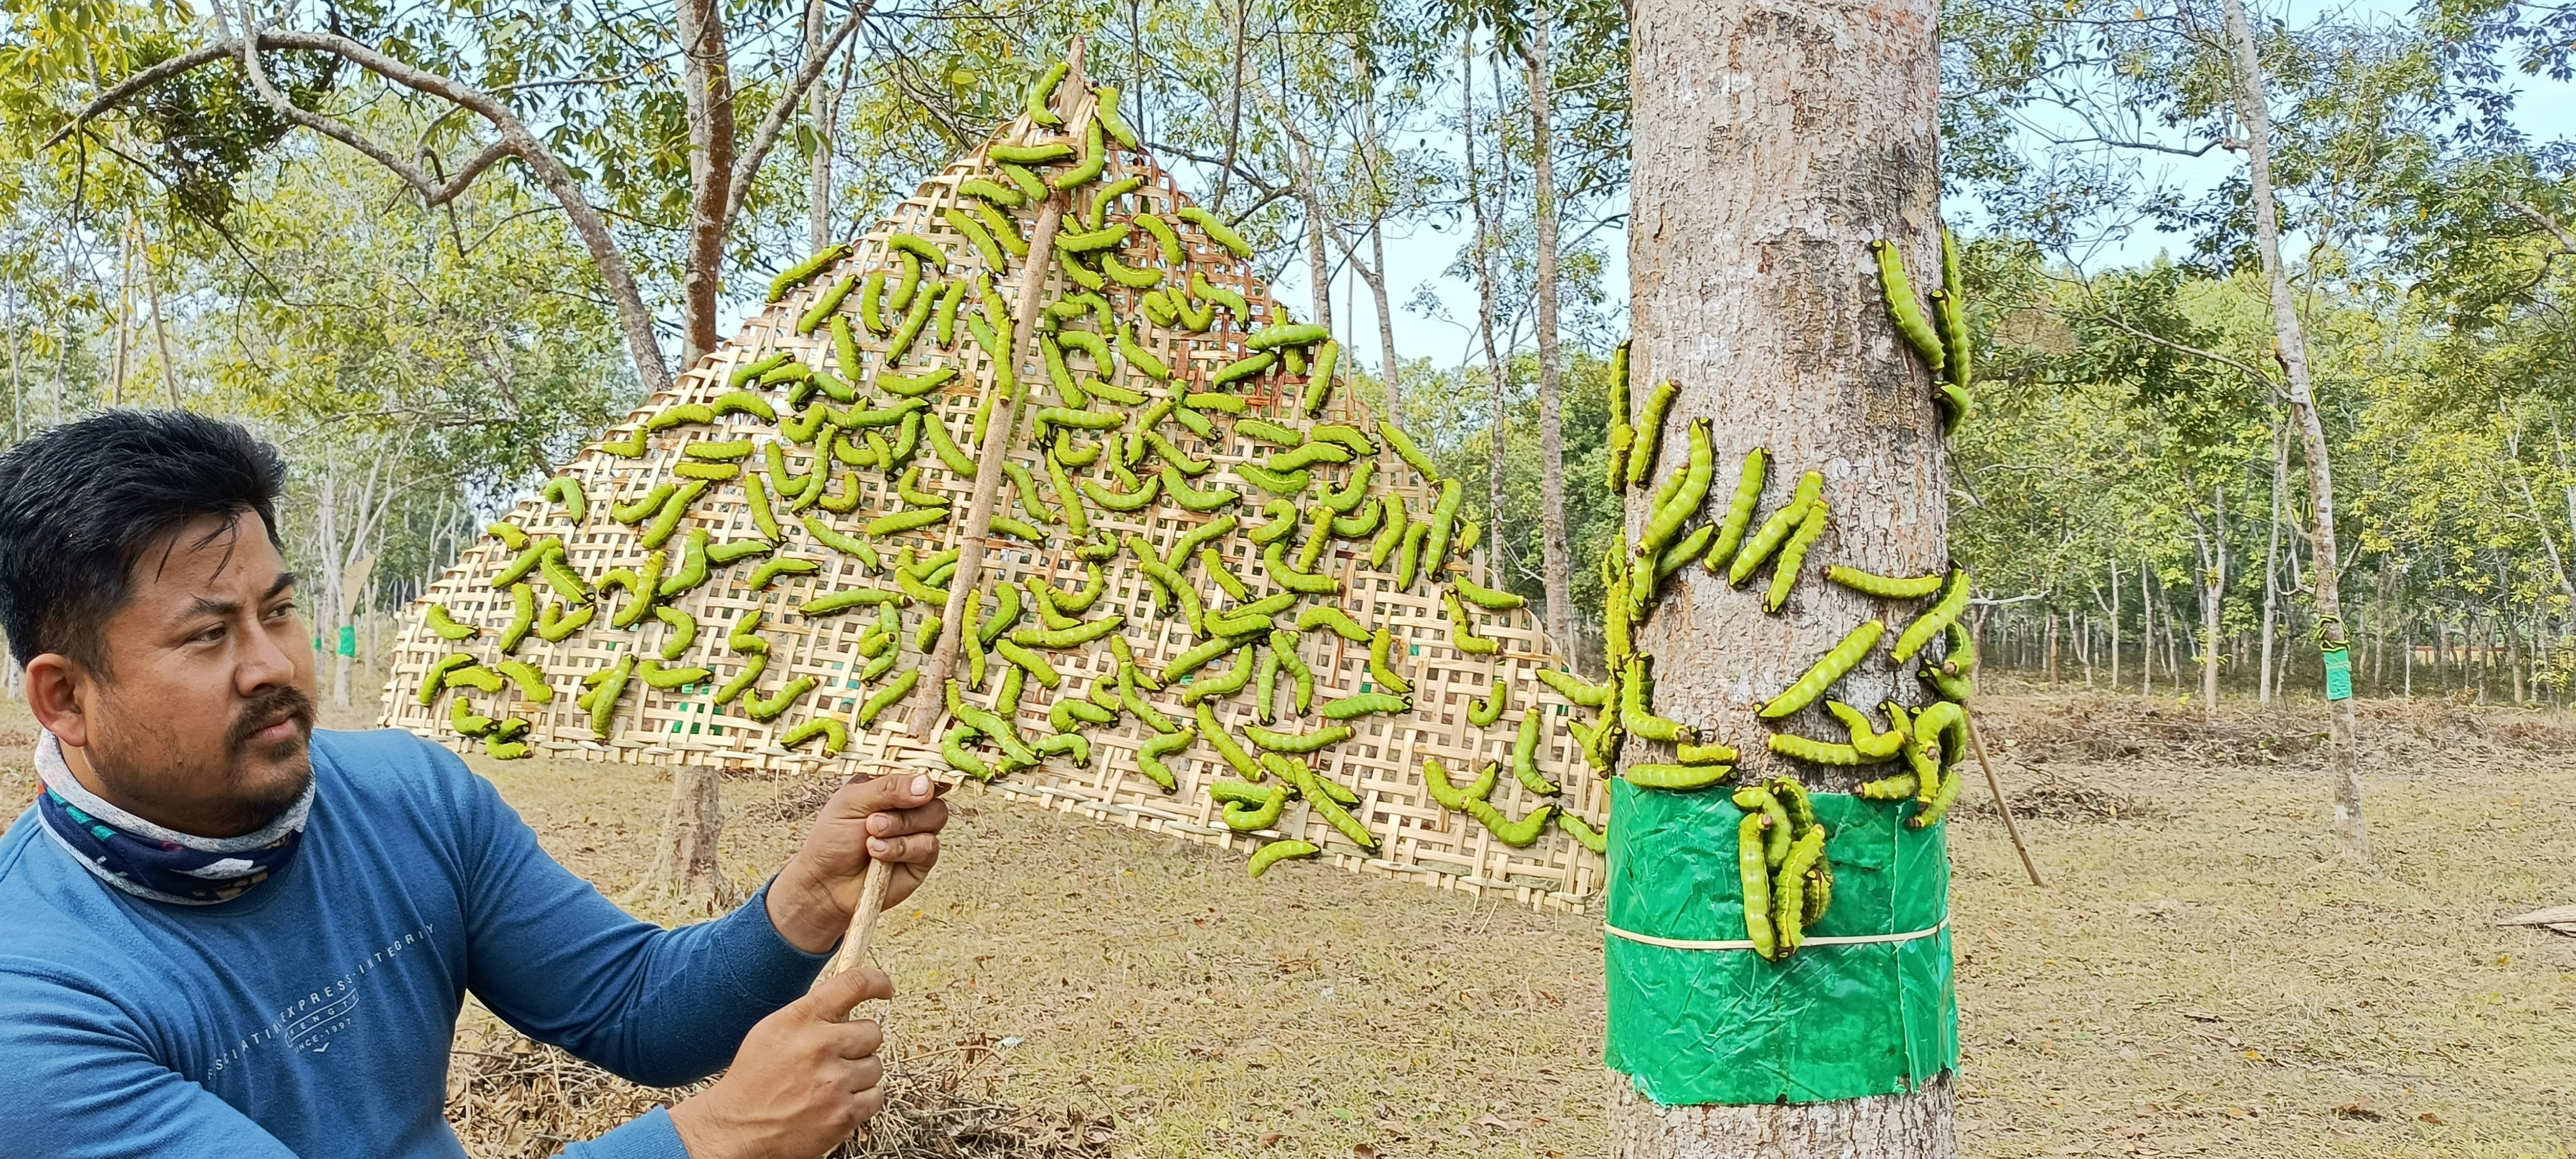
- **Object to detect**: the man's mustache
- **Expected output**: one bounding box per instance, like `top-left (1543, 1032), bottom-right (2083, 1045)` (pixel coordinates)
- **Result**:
top-left (227, 685), bottom-right (316, 753)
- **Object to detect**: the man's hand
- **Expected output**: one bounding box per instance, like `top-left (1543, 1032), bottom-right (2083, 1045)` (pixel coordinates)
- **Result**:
top-left (667, 967), bottom-right (892, 1159)
top-left (766, 773), bottom-right (947, 955)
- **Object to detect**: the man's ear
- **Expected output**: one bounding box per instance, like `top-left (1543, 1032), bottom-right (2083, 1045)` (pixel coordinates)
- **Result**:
top-left (23, 654), bottom-right (92, 750)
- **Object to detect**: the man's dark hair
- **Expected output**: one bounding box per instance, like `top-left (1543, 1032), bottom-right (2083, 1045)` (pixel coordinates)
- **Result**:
top-left (0, 410), bottom-right (289, 674)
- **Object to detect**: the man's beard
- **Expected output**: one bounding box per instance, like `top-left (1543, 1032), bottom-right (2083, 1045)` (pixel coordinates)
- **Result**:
top-left (91, 683), bottom-right (318, 835)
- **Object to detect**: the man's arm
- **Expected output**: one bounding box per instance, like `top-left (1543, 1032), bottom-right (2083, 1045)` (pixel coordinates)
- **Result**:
top-left (0, 972), bottom-right (300, 1159)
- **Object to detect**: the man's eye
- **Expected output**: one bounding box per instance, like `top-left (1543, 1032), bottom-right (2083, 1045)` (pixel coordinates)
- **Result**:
top-left (266, 602), bottom-right (297, 621)
top-left (196, 624), bottom-right (227, 643)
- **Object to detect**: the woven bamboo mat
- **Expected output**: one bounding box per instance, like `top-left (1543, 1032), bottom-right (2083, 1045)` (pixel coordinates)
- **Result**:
top-left (380, 98), bottom-right (1607, 910)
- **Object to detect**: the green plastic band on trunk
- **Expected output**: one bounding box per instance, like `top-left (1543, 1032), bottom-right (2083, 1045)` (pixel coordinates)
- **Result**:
top-left (1602, 783), bottom-right (1959, 1106)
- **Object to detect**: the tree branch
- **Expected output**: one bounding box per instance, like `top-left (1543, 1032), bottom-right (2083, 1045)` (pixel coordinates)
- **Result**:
top-left (723, 0), bottom-right (878, 223)
top-left (2508, 200), bottom-right (2576, 255)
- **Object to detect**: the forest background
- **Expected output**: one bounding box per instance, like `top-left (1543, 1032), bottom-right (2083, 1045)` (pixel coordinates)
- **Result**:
top-left (2, 0), bottom-right (2573, 711)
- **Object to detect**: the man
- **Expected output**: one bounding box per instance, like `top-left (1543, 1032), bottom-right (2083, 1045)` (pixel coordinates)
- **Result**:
top-left (0, 411), bottom-right (948, 1158)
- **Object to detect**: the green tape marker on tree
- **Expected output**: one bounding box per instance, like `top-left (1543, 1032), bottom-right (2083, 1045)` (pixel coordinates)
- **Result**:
top-left (339, 625), bottom-right (358, 657)
top-left (1602, 784), bottom-right (1958, 1105)
top-left (2322, 646), bottom-right (2353, 701)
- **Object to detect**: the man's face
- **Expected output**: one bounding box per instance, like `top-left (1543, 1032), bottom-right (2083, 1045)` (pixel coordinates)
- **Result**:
top-left (32, 512), bottom-right (316, 838)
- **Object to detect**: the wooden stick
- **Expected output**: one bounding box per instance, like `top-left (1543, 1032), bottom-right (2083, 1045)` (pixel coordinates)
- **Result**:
top-left (904, 38), bottom-right (1088, 736)
top-left (826, 858), bottom-right (895, 1019)
top-left (1963, 709), bottom-right (2044, 886)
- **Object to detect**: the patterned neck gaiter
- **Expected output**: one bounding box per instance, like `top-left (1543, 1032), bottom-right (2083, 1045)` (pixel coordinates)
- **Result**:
top-left (32, 730), bottom-right (313, 906)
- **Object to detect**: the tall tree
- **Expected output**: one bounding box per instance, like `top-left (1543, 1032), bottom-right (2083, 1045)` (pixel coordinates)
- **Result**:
top-left (2220, 0), bottom-right (2368, 862)
top-left (1612, 0), bottom-right (1953, 1150)
top-left (1525, 0), bottom-right (1573, 656)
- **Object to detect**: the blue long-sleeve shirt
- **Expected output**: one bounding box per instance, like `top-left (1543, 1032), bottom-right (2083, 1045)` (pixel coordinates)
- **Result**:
top-left (0, 728), bottom-right (834, 1157)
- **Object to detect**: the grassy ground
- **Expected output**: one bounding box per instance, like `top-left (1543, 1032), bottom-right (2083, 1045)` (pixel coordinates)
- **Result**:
top-left (6, 686), bottom-right (2576, 1157)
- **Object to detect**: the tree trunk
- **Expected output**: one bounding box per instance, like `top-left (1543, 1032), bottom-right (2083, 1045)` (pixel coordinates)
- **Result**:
top-left (676, 0), bottom-right (736, 364)
top-left (1619, 0), bottom-right (1951, 1142)
top-left (1465, 34), bottom-right (1510, 543)
top-left (2107, 558), bottom-right (2122, 691)
top-left (650, 765), bottom-right (729, 904)
top-left (2140, 564), bottom-right (2154, 696)
top-left (1358, 66), bottom-right (1405, 424)
top-left (2221, 0), bottom-right (2367, 863)
top-left (143, 231), bottom-right (183, 409)
top-left (1527, 3), bottom-right (1572, 653)
top-left (805, 0), bottom-right (838, 253)
top-left (2259, 423), bottom-right (2285, 703)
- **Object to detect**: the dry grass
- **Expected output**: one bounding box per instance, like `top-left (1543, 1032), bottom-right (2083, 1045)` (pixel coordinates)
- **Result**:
top-left (7, 691), bottom-right (2576, 1156)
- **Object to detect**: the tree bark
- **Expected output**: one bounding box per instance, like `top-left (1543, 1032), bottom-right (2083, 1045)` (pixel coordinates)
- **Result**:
top-left (805, 0), bottom-right (837, 253)
top-left (2259, 422), bottom-right (2285, 703)
top-left (1464, 34), bottom-right (1510, 543)
top-left (2220, 0), bottom-right (2367, 863)
top-left (1620, 0), bottom-right (1951, 1143)
top-left (1527, 2), bottom-right (1572, 651)
top-left (650, 765), bottom-right (729, 903)
top-left (676, 0), bottom-right (736, 364)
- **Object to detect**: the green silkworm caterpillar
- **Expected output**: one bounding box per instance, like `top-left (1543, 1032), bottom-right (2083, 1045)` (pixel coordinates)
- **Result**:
top-left (580, 656), bottom-right (635, 737)
top-left (1327, 501), bottom-right (1382, 541)
top-left (1189, 270), bottom-right (1249, 318)
top-left (1000, 461), bottom-right (1058, 526)
top-left (602, 553), bottom-right (665, 628)
top-left (1758, 618), bottom-right (1885, 719)
top-left (1940, 227), bottom-right (1971, 387)
top-left (796, 275), bottom-right (858, 335)
top-left (781, 405), bottom-right (832, 446)
top-left (1769, 776), bottom-right (1819, 840)
top-left (989, 515), bottom-right (1047, 543)
top-left (942, 725), bottom-right (993, 782)
top-left (855, 669), bottom-right (919, 727)
top-left (865, 507), bottom-right (949, 537)
top-left (883, 293), bottom-right (936, 364)
top-left (830, 315), bottom-right (866, 383)
top-left (1176, 206), bottom-right (1252, 258)
top-left (482, 732), bottom-right (533, 760)
top-left (814, 469), bottom-right (864, 516)
top-left (1559, 812), bottom-right (1608, 854)
top-left (1033, 406), bottom-right (1123, 432)
top-left (541, 476), bottom-right (588, 525)
top-left (1115, 321), bottom-right (1170, 381)
top-left (805, 587), bottom-right (905, 618)
top-left (706, 538), bottom-right (773, 567)
top-left (1162, 634), bottom-right (1248, 685)
top-left (490, 536), bottom-right (559, 587)
top-left (1179, 654), bottom-right (1256, 706)
top-left (1392, 522), bottom-right (1429, 589)
top-left (1733, 787), bottom-right (1793, 870)
top-left (990, 140), bottom-right (1073, 167)
top-left (1265, 442), bottom-right (1351, 473)
top-left (710, 390), bottom-right (777, 423)
top-left (1511, 713), bottom-right (1558, 795)
top-left (1056, 222), bottom-right (1131, 254)
top-left (449, 697), bottom-right (494, 738)
top-left (1133, 725), bottom-right (1195, 790)
top-left (1043, 453), bottom-right (1091, 540)
top-left (781, 718), bottom-right (850, 756)
top-left (1729, 470), bottom-right (1824, 586)
top-left (934, 279), bottom-right (968, 348)
top-left (802, 515), bottom-right (871, 559)
top-left (533, 597), bottom-right (592, 644)
top-left (1241, 463), bottom-right (1319, 494)
top-left (538, 552), bottom-right (590, 606)
top-left (1636, 420), bottom-right (1714, 565)
top-left (672, 460), bottom-right (741, 482)
top-left (1084, 175), bottom-right (1145, 229)
top-left (727, 610), bottom-right (770, 657)
top-left (1295, 605), bottom-right (1369, 644)
top-left (857, 271), bottom-right (889, 335)
top-left (1618, 655), bottom-right (1692, 743)
top-left (1261, 541), bottom-right (1336, 596)
top-left (684, 439), bottom-right (756, 461)
top-left (1422, 757), bottom-right (1498, 811)
top-left (610, 483), bottom-right (675, 526)
top-left (1655, 525), bottom-right (1715, 591)
top-left (1678, 736), bottom-right (1739, 765)
top-left (894, 567), bottom-right (947, 608)
top-left (1465, 680), bottom-right (1509, 728)
top-left (1889, 569), bottom-right (1971, 664)
top-left (1157, 515), bottom-right (1239, 575)
top-left (1088, 83), bottom-right (1140, 147)
top-left (1362, 494), bottom-right (1407, 567)
top-left (1321, 691), bottom-right (1409, 719)
top-left (425, 604), bottom-right (478, 641)
top-left (1049, 121), bottom-right (1107, 190)
top-left (650, 603), bottom-right (694, 660)
top-left (741, 675), bottom-right (817, 722)
top-left (944, 678), bottom-right (1037, 765)
top-left (732, 350), bottom-right (791, 387)
top-left (992, 638), bottom-right (1062, 689)
top-left (640, 482), bottom-right (707, 550)
top-left (1464, 798), bottom-right (1553, 847)
top-left (1247, 322), bottom-right (1330, 351)
top-left (1871, 239), bottom-right (1946, 375)
top-left (1193, 548), bottom-right (1247, 602)
top-left (897, 465), bottom-right (948, 508)
top-left (1442, 591), bottom-right (1500, 657)
top-left (1145, 431), bottom-right (1211, 477)
top-left (598, 427), bottom-right (650, 457)
top-left (1052, 697), bottom-right (1116, 734)
top-left (1825, 565), bottom-right (1944, 599)
top-left (1154, 466), bottom-right (1235, 513)
top-left (1180, 391), bottom-right (1247, 415)
top-left (1624, 760), bottom-right (1735, 791)
top-left (1084, 376), bottom-right (1146, 408)
top-left (1292, 503), bottom-right (1334, 573)
top-left (1909, 762), bottom-right (1964, 830)
top-left (959, 178), bottom-right (1022, 209)
top-left (1451, 574), bottom-right (1527, 612)
top-left (1100, 252), bottom-right (1161, 289)
top-left (1420, 479), bottom-right (1464, 580)
top-left (640, 661), bottom-right (713, 691)
top-left (1213, 780), bottom-right (1289, 831)
top-left (1211, 351), bottom-right (1277, 388)
top-left (1624, 379), bottom-right (1682, 490)
top-left (946, 209), bottom-right (1008, 273)
top-left (1081, 473), bottom-right (1161, 513)
top-left (1247, 839), bottom-right (1319, 878)
top-left (1265, 755), bottom-right (1375, 848)
top-left (1243, 723), bottom-right (1354, 754)
top-left (419, 654), bottom-right (484, 703)
top-left (1298, 341), bottom-right (1342, 417)
top-left (973, 202), bottom-right (1031, 261)
top-left (1131, 214), bottom-right (1185, 265)
top-left (748, 557), bottom-right (821, 590)
top-left (1139, 287), bottom-right (1180, 327)
top-left (1230, 499), bottom-right (1290, 547)
top-left (989, 162), bottom-right (1044, 209)
top-left (1022, 60), bottom-right (1069, 126)
top-left (889, 231), bottom-right (947, 271)
top-left (1825, 699), bottom-right (1912, 759)
top-left (924, 413), bottom-right (975, 476)
top-left (1365, 627), bottom-right (1414, 694)
top-left (767, 244), bottom-right (849, 302)
top-left (1056, 251), bottom-right (1108, 291)
top-left (1772, 827), bottom-right (1824, 955)
top-left (1533, 668), bottom-right (1610, 708)
top-left (1265, 629), bottom-right (1315, 714)
top-left (1762, 500), bottom-right (1830, 613)
top-left (1236, 419), bottom-right (1304, 447)
top-left (1056, 564), bottom-right (1108, 616)
top-left (981, 582), bottom-right (1024, 646)
top-left (1765, 733), bottom-right (1884, 765)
